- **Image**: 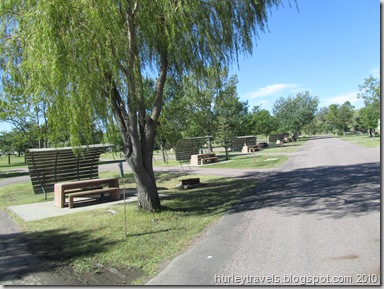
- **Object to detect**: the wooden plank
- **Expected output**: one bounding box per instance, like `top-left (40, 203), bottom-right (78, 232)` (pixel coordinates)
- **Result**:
top-left (25, 144), bottom-right (111, 195)
top-left (68, 187), bottom-right (120, 209)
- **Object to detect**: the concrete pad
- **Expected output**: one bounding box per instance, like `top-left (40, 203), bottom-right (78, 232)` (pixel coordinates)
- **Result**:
top-left (10, 192), bottom-right (172, 222)
top-left (9, 194), bottom-right (139, 222)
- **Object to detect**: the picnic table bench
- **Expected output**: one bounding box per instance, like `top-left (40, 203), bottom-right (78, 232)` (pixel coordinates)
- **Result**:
top-left (190, 153), bottom-right (218, 165)
top-left (242, 145), bottom-right (260, 153)
top-left (54, 177), bottom-right (120, 208)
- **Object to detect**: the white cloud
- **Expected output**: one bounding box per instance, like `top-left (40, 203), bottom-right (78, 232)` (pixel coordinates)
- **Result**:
top-left (243, 83), bottom-right (302, 99)
top-left (370, 67), bottom-right (380, 78)
top-left (321, 91), bottom-right (362, 107)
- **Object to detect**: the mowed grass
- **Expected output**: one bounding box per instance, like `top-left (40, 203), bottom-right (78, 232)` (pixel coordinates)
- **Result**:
top-left (1, 172), bottom-right (253, 284)
top-left (152, 140), bottom-right (306, 168)
top-left (154, 153), bottom-right (288, 169)
top-left (0, 155), bottom-right (29, 178)
top-left (339, 134), bottom-right (381, 148)
top-left (200, 154), bottom-right (288, 169)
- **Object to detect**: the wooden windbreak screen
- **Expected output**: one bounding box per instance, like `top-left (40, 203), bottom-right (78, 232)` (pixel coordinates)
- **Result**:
top-left (175, 139), bottom-right (205, 162)
top-left (231, 136), bottom-right (257, 152)
top-left (25, 144), bottom-right (112, 196)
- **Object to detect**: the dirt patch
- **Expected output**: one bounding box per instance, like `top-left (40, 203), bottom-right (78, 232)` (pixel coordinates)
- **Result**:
top-left (50, 263), bottom-right (145, 286)
top-left (2, 259), bottom-right (145, 285)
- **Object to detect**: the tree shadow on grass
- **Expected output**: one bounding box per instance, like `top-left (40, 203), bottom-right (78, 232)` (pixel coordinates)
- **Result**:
top-left (155, 172), bottom-right (188, 182)
top-left (0, 171), bottom-right (29, 179)
top-left (21, 227), bottom-right (121, 263)
top-left (229, 162), bottom-right (380, 219)
top-left (0, 227), bottom-right (120, 282)
top-left (161, 178), bottom-right (252, 216)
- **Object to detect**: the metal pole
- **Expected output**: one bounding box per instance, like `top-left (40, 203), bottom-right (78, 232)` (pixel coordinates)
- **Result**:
top-left (118, 161), bottom-right (124, 177)
top-left (123, 177), bottom-right (127, 237)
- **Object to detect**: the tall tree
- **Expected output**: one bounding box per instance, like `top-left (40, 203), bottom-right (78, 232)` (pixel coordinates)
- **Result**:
top-left (251, 108), bottom-right (278, 141)
top-left (213, 71), bottom-right (247, 158)
top-left (181, 70), bottom-right (217, 137)
top-left (272, 91), bottom-right (319, 140)
top-left (325, 104), bottom-right (340, 133)
top-left (158, 68), bottom-right (247, 157)
top-left (0, 129), bottom-right (30, 156)
top-left (325, 102), bottom-right (355, 135)
top-left (213, 72), bottom-right (248, 139)
top-left (337, 101), bottom-right (355, 134)
top-left (315, 106), bottom-right (332, 133)
top-left (156, 77), bottom-right (185, 150)
top-left (359, 107), bottom-right (378, 136)
top-left (357, 75), bottom-right (380, 136)
top-left (1, 0), bottom-right (283, 212)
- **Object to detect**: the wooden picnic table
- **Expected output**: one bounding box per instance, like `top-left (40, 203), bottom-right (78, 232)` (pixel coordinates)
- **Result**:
top-left (190, 153), bottom-right (218, 165)
top-left (54, 177), bottom-right (120, 208)
top-left (242, 145), bottom-right (260, 153)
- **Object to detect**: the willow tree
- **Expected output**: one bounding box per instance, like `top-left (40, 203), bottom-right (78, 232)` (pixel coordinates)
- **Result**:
top-left (1, 0), bottom-right (283, 212)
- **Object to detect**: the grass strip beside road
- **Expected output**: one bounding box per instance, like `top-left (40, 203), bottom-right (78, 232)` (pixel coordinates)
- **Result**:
top-left (0, 155), bottom-right (28, 178)
top-left (154, 154), bottom-right (288, 169)
top-left (339, 134), bottom-right (381, 148)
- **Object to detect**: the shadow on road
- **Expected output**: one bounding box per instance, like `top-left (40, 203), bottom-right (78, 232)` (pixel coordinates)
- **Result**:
top-left (229, 162), bottom-right (380, 219)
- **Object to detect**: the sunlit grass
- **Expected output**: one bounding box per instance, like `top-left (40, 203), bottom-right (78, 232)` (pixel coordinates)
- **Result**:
top-left (153, 153), bottom-right (289, 168)
top-left (152, 140), bottom-right (306, 167)
top-left (339, 134), bottom-right (381, 148)
top-left (0, 155), bottom-right (28, 178)
top-left (201, 154), bottom-right (288, 169)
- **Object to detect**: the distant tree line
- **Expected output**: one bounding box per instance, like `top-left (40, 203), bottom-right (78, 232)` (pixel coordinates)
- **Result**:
top-left (0, 73), bottom-right (379, 156)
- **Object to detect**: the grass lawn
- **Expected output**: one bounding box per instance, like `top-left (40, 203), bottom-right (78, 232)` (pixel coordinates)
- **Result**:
top-left (198, 154), bottom-right (288, 169)
top-left (153, 140), bottom-right (306, 168)
top-left (153, 153), bottom-right (288, 168)
top-left (339, 134), bottom-right (381, 148)
top-left (1, 171), bottom-right (254, 284)
top-left (0, 155), bottom-right (28, 178)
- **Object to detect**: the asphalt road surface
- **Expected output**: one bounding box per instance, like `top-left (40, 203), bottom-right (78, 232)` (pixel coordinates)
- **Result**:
top-left (147, 136), bottom-right (381, 286)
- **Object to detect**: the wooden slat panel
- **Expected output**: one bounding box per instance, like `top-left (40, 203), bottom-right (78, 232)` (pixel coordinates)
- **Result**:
top-left (175, 139), bottom-right (205, 161)
top-left (25, 144), bottom-right (112, 195)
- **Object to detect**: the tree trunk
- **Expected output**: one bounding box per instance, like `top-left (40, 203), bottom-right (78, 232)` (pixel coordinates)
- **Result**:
top-left (108, 5), bottom-right (167, 212)
top-left (161, 140), bottom-right (167, 163)
top-left (127, 155), bottom-right (161, 211)
top-left (120, 124), bottom-right (161, 212)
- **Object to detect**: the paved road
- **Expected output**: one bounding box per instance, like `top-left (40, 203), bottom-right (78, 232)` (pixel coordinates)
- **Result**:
top-left (147, 136), bottom-right (381, 285)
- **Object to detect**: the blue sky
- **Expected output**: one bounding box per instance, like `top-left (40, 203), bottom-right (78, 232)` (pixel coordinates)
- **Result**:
top-left (0, 0), bottom-right (380, 132)
top-left (229, 0), bottom-right (380, 113)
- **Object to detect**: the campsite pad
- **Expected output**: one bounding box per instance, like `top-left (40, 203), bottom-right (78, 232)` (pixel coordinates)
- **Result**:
top-left (8, 191), bottom-right (141, 222)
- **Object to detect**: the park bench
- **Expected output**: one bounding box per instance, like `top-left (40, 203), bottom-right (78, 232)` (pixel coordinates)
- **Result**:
top-left (25, 144), bottom-right (118, 208)
top-left (54, 177), bottom-right (120, 208)
top-left (190, 153), bottom-right (218, 165)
